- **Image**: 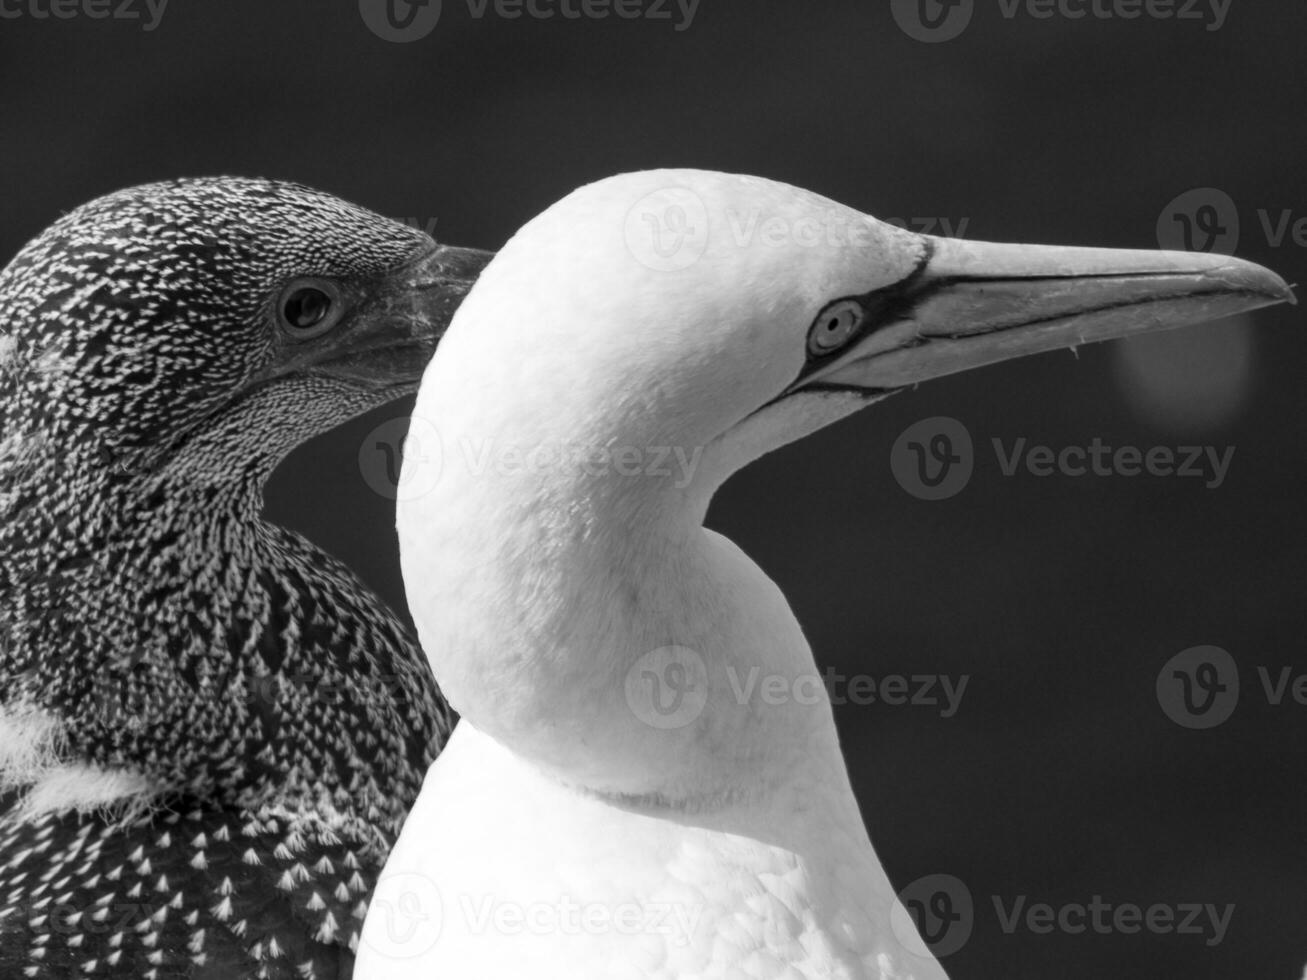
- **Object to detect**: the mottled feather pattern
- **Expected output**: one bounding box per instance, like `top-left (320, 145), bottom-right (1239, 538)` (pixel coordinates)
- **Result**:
top-left (0, 801), bottom-right (372, 979)
top-left (0, 179), bottom-right (456, 977)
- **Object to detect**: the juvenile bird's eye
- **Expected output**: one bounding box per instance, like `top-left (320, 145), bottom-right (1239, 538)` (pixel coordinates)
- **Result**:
top-left (278, 279), bottom-right (343, 338)
top-left (807, 300), bottom-right (865, 357)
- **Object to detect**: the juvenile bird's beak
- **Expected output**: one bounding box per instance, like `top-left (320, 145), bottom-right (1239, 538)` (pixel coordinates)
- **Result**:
top-left (293, 243), bottom-right (494, 389)
top-left (796, 236), bottom-right (1296, 394)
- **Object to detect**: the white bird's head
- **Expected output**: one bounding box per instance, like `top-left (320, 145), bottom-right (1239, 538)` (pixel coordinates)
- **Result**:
top-left (400, 169), bottom-right (1293, 800)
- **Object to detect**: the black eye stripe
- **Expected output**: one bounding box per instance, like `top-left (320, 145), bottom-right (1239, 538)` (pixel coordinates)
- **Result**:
top-left (791, 239), bottom-right (940, 389)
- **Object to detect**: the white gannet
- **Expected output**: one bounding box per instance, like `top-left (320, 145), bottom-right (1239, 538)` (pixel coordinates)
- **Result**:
top-left (361, 170), bottom-right (1294, 980)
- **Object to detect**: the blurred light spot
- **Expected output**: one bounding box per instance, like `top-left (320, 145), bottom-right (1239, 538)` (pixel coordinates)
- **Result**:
top-left (1112, 314), bottom-right (1256, 433)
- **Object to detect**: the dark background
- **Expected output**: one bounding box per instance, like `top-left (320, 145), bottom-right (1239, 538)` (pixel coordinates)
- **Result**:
top-left (3, 1), bottom-right (1304, 976)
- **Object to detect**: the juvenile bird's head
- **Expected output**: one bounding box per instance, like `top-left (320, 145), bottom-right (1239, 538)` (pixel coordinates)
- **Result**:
top-left (0, 179), bottom-right (486, 817)
top-left (0, 177), bottom-right (488, 489)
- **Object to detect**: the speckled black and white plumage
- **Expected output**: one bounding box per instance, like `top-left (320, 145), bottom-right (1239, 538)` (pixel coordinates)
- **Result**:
top-left (0, 179), bottom-right (479, 978)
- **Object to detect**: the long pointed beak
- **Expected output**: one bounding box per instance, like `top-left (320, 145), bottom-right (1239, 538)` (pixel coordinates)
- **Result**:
top-left (295, 243), bottom-right (494, 388)
top-left (800, 236), bottom-right (1295, 393)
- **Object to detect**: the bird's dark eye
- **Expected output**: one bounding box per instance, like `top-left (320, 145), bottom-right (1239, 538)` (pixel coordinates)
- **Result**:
top-left (807, 299), bottom-right (865, 357)
top-left (277, 279), bottom-right (344, 339)
top-left (285, 288), bottom-right (330, 328)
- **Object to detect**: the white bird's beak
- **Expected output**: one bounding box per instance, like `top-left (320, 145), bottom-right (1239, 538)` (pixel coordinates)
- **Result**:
top-left (792, 235), bottom-right (1296, 395)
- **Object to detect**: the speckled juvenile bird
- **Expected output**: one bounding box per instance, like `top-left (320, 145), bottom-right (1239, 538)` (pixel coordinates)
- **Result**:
top-left (0, 178), bottom-right (489, 978)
